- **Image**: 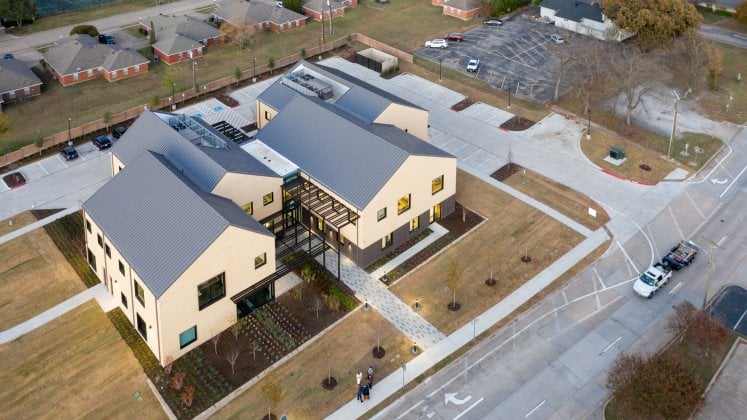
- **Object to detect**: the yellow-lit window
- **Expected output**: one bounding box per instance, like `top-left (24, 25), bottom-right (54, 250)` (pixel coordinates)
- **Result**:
top-left (242, 202), bottom-right (253, 215)
top-left (429, 204), bottom-right (441, 223)
top-left (397, 194), bottom-right (411, 215)
top-left (255, 252), bottom-right (267, 268)
top-left (410, 216), bottom-right (419, 232)
top-left (317, 218), bottom-right (324, 231)
top-left (432, 175), bottom-right (444, 194)
top-left (263, 192), bottom-right (274, 206)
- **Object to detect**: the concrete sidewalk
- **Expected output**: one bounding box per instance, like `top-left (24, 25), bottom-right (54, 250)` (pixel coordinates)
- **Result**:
top-left (327, 229), bottom-right (609, 419)
top-left (0, 205), bottom-right (80, 246)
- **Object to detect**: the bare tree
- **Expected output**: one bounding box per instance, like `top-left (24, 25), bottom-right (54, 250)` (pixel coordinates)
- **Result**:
top-left (552, 38), bottom-right (580, 102)
top-left (210, 333), bottom-right (220, 355)
top-left (261, 375), bottom-right (284, 420)
top-left (225, 348), bottom-right (240, 375)
top-left (705, 42), bottom-right (724, 91)
top-left (678, 33), bottom-right (710, 94)
top-left (445, 259), bottom-right (463, 310)
top-left (309, 297), bottom-right (324, 319)
top-left (573, 42), bottom-right (613, 115)
top-left (609, 49), bottom-right (658, 125)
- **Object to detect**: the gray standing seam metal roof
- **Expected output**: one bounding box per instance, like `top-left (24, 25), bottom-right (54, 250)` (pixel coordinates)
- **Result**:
top-left (83, 150), bottom-right (272, 298)
top-left (256, 78), bottom-right (300, 111)
top-left (315, 64), bottom-right (424, 111)
top-left (0, 59), bottom-right (42, 94)
top-left (542, 0), bottom-right (604, 23)
top-left (256, 94), bottom-right (453, 210)
top-left (214, 0), bottom-right (307, 28)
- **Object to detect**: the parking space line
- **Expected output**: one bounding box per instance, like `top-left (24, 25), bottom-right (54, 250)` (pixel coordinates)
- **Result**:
top-left (56, 155), bottom-right (69, 167)
top-left (455, 397), bottom-right (484, 420)
top-left (592, 267), bottom-right (606, 289)
top-left (668, 282), bottom-right (683, 295)
top-left (37, 162), bottom-right (49, 176)
top-left (668, 206), bottom-right (686, 239)
top-left (616, 240), bottom-right (639, 273)
top-left (734, 309), bottom-right (747, 330)
top-left (525, 400), bottom-right (546, 418)
top-left (683, 190), bottom-right (706, 219)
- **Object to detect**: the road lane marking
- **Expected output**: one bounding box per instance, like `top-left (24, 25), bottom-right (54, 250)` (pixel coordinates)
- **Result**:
top-left (668, 282), bottom-right (683, 295)
top-left (37, 162), bottom-right (49, 176)
top-left (668, 206), bottom-right (686, 240)
top-left (616, 241), bottom-right (639, 273)
top-left (454, 397), bottom-right (484, 420)
top-left (719, 165), bottom-right (747, 198)
top-left (600, 336), bottom-right (622, 355)
top-left (592, 268), bottom-right (606, 289)
top-left (683, 190), bottom-right (706, 220)
top-left (734, 309), bottom-right (747, 330)
top-left (396, 400), bottom-right (424, 419)
top-left (524, 400), bottom-right (546, 418)
top-left (562, 291), bottom-right (568, 305)
top-left (444, 392), bottom-right (471, 406)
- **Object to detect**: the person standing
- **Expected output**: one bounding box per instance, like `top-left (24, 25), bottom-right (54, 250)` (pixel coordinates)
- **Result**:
top-left (366, 366), bottom-right (375, 388)
top-left (356, 371), bottom-right (363, 387)
top-left (357, 385), bottom-right (364, 402)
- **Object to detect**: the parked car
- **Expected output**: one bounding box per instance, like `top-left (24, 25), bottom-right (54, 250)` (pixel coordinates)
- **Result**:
top-left (444, 33), bottom-right (464, 42)
top-left (98, 34), bottom-right (116, 44)
top-left (425, 39), bottom-right (448, 49)
top-left (112, 126), bottom-right (127, 139)
top-left (483, 18), bottom-right (503, 26)
top-left (60, 145), bottom-right (79, 160)
top-left (467, 59), bottom-right (480, 72)
top-left (93, 135), bottom-right (112, 150)
top-left (275, 1), bottom-right (283, 7)
top-left (550, 34), bottom-right (565, 44)
top-left (2, 53), bottom-right (14, 60)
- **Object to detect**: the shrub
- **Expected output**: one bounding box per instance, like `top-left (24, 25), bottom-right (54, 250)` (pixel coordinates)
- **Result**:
top-left (70, 24), bottom-right (99, 37)
top-left (329, 285), bottom-right (357, 310)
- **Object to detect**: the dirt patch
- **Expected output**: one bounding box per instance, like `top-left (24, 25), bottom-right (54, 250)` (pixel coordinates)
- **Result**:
top-left (215, 92), bottom-right (239, 108)
top-left (451, 98), bottom-right (477, 111)
top-left (499, 116), bottom-right (536, 131)
top-left (490, 163), bottom-right (522, 182)
top-left (2, 172), bottom-right (27, 189)
top-left (30, 208), bottom-right (64, 220)
top-left (437, 202), bottom-right (482, 237)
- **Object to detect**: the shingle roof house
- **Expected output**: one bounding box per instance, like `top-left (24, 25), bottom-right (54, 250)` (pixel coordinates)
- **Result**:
top-left (431, 0), bottom-right (483, 21)
top-left (0, 59), bottom-right (42, 108)
top-left (213, 0), bottom-right (308, 32)
top-left (540, 0), bottom-right (633, 41)
top-left (301, 0), bottom-right (356, 21)
top-left (43, 35), bottom-right (149, 86)
top-left (140, 14), bottom-right (225, 64)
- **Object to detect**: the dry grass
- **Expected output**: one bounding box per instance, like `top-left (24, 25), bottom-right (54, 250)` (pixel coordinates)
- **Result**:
top-left (695, 43), bottom-right (747, 125)
top-left (214, 308), bottom-right (415, 419)
top-left (503, 166), bottom-right (610, 230)
top-left (390, 170), bottom-right (583, 334)
top-left (0, 211), bottom-right (37, 236)
top-left (0, 301), bottom-right (166, 419)
top-left (580, 128), bottom-right (679, 184)
top-left (0, 227), bottom-right (85, 331)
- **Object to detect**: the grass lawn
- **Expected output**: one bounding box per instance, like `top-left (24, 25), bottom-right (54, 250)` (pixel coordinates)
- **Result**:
top-left (214, 308), bottom-right (415, 419)
top-left (13, 0), bottom-right (180, 35)
top-left (0, 301), bottom-right (166, 419)
top-left (122, 24), bottom-right (147, 38)
top-left (700, 9), bottom-right (747, 34)
top-left (0, 226), bottom-right (85, 331)
top-left (0, 0), bottom-right (480, 154)
top-left (390, 170), bottom-right (584, 334)
top-left (696, 43), bottom-right (747, 125)
top-left (0, 211), bottom-right (37, 236)
top-left (502, 165), bottom-right (610, 230)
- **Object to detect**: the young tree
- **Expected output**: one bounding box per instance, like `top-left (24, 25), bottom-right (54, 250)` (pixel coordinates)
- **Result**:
top-left (309, 297), bottom-right (324, 319)
top-left (34, 132), bottom-right (44, 156)
top-left (679, 32), bottom-right (710, 94)
top-left (103, 110), bottom-right (112, 131)
top-left (210, 333), bottom-right (220, 355)
top-left (234, 67), bottom-right (242, 87)
top-left (252, 340), bottom-right (261, 360)
top-left (170, 371), bottom-right (186, 390)
top-left (261, 375), bottom-right (283, 420)
top-left (609, 49), bottom-right (658, 125)
top-left (163, 356), bottom-right (174, 376)
top-left (445, 259), bottom-right (463, 310)
top-left (573, 42), bottom-right (613, 115)
top-left (705, 42), bottom-right (724, 91)
top-left (268, 57), bottom-right (276, 75)
top-left (225, 348), bottom-right (240, 375)
top-left (552, 38), bottom-right (579, 102)
top-left (601, 0), bottom-right (702, 51)
top-left (0, 0), bottom-right (37, 29)
top-left (230, 317), bottom-right (244, 343)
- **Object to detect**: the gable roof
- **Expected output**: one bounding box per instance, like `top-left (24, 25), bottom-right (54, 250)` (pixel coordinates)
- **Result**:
top-left (541, 0), bottom-right (604, 23)
top-left (256, 94), bottom-right (452, 209)
top-left (214, 0), bottom-right (307, 28)
top-left (256, 78), bottom-right (300, 111)
top-left (153, 34), bottom-right (202, 56)
top-left (112, 111), bottom-right (278, 191)
top-left (302, 0), bottom-right (345, 13)
top-left (83, 150), bottom-right (272, 298)
top-left (442, 0), bottom-right (483, 11)
top-left (0, 59), bottom-right (42, 94)
top-left (146, 14), bottom-right (221, 44)
top-left (43, 35), bottom-right (148, 75)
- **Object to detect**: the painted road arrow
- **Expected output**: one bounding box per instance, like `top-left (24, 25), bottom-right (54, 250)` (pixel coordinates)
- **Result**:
top-left (444, 392), bottom-right (472, 406)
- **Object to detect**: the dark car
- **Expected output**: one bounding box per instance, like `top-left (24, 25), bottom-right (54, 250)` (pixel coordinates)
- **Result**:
top-left (483, 18), bottom-right (504, 26)
top-left (112, 126), bottom-right (127, 139)
top-left (98, 34), bottom-right (116, 44)
top-left (2, 53), bottom-right (14, 60)
top-left (93, 135), bottom-right (112, 150)
top-left (444, 33), bottom-right (464, 42)
top-left (60, 145), bottom-right (79, 160)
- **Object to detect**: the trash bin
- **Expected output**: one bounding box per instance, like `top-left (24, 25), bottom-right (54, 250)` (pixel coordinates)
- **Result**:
top-left (610, 146), bottom-right (625, 160)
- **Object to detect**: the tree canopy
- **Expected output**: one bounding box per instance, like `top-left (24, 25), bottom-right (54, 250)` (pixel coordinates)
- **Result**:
top-left (601, 0), bottom-right (701, 50)
top-left (0, 0), bottom-right (37, 28)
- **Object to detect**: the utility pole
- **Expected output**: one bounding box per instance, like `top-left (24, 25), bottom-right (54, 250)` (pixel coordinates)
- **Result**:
top-left (668, 90), bottom-right (680, 160)
top-left (327, 0), bottom-right (333, 35)
top-left (701, 236), bottom-right (722, 311)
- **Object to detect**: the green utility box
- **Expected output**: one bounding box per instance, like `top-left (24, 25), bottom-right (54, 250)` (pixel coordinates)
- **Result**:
top-left (610, 146), bottom-right (625, 160)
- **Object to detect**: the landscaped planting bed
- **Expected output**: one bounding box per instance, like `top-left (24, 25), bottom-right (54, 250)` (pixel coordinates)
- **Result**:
top-left (35, 210), bottom-right (100, 288)
top-left (365, 228), bottom-right (433, 273)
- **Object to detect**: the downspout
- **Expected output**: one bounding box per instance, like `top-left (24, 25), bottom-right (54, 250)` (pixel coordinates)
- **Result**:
top-left (155, 299), bottom-right (162, 363)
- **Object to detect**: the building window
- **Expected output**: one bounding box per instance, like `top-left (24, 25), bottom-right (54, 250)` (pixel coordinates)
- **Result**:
top-left (73, 73), bottom-right (79, 81)
top-left (86, 219), bottom-right (92, 233)
top-left (263, 192), bottom-right (274, 206)
top-left (397, 194), bottom-right (411, 215)
top-left (87, 248), bottom-right (96, 271)
top-left (23, 87), bottom-right (30, 95)
top-left (134, 64), bottom-right (140, 72)
top-left (377, 208), bottom-right (387, 221)
top-left (105, 244), bottom-right (111, 258)
top-left (264, 110), bottom-right (272, 121)
top-left (136, 313), bottom-right (147, 340)
top-left (255, 253), bottom-right (267, 269)
top-left (118, 260), bottom-right (125, 275)
top-left (97, 234), bottom-right (103, 248)
top-left (317, 218), bottom-right (324, 231)
top-left (410, 216), bottom-right (419, 232)
top-left (121, 293), bottom-right (128, 308)
top-left (123, 67), bottom-right (129, 76)
top-left (134, 281), bottom-right (145, 306)
top-left (8, 90), bottom-right (15, 99)
top-left (381, 233), bottom-right (393, 249)
top-left (430, 204), bottom-right (441, 223)
top-left (179, 326), bottom-right (197, 349)
top-left (87, 69), bottom-right (93, 77)
top-left (242, 202), bottom-right (253, 215)
top-left (111, 70), bottom-right (117, 79)
top-left (198, 273), bottom-right (226, 310)
top-left (432, 175), bottom-right (444, 194)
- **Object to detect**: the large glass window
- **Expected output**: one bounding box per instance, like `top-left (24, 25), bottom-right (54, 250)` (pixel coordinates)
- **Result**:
top-left (377, 207), bottom-right (387, 221)
top-left (263, 192), bottom-right (274, 206)
top-left (105, 244), bottom-right (111, 258)
top-left (179, 326), bottom-right (197, 349)
top-left (432, 175), bottom-right (444, 194)
top-left (242, 202), bottom-right (253, 215)
top-left (97, 234), bottom-right (103, 248)
top-left (121, 293), bottom-right (128, 309)
top-left (134, 281), bottom-right (145, 306)
top-left (198, 273), bottom-right (226, 310)
top-left (381, 232), bottom-right (393, 249)
top-left (136, 314), bottom-right (147, 340)
top-left (87, 248), bottom-right (96, 271)
top-left (255, 253), bottom-right (267, 269)
top-left (410, 216), bottom-right (420, 232)
top-left (118, 260), bottom-right (125, 275)
top-left (397, 194), bottom-right (411, 215)
top-left (317, 218), bottom-right (324, 232)
top-left (430, 204), bottom-right (442, 223)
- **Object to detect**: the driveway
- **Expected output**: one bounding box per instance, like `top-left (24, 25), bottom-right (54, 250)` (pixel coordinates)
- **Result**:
top-left (415, 13), bottom-right (572, 103)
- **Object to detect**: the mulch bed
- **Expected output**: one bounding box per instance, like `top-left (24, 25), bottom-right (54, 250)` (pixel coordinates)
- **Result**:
top-left (2, 172), bottom-right (27, 189)
top-left (499, 116), bottom-right (536, 131)
top-left (215, 92), bottom-right (239, 108)
top-left (241, 122), bottom-right (258, 132)
top-left (30, 208), bottom-right (63, 220)
top-left (437, 202), bottom-right (483, 237)
top-left (490, 163), bottom-right (522, 182)
top-left (451, 98), bottom-right (477, 112)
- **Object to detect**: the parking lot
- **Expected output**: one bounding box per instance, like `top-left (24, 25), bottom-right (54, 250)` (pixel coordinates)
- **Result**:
top-left (415, 13), bottom-right (575, 103)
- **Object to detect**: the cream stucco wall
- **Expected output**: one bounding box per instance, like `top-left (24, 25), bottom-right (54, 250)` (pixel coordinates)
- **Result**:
top-left (211, 172), bottom-right (283, 221)
top-left (374, 103), bottom-right (429, 141)
top-left (257, 102), bottom-right (280, 129)
top-left (157, 226), bottom-right (276, 363)
top-left (111, 154), bottom-right (125, 177)
top-left (356, 155), bottom-right (456, 249)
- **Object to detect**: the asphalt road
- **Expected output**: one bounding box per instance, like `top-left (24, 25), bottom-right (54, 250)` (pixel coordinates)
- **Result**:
top-left (375, 127), bottom-right (747, 419)
top-left (699, 24), bottom-right (747, 49)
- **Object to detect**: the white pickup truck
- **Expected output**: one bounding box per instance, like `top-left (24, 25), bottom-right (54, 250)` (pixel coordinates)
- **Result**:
top-left (633, 262), bottom-right (672, 298)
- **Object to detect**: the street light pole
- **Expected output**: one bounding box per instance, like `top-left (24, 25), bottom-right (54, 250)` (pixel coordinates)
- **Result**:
top-left (67, 116), bottom-right (72, 143)
top-left (171, 82), bottom-right (176, 110)
top-left (668, 90), bottom-right (680, 160)
top-left (192, 52), bottom-right (198, 92)
top-left (586, 110), bottom-right (591, 140)
top-left (319, 36), bottom-right (322, 60)
top-left (252, 57), bottom-right (257, 82)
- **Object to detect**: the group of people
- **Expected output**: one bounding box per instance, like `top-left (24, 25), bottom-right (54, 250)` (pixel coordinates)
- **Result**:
top-left (356, 366), bottom-right (374, 402)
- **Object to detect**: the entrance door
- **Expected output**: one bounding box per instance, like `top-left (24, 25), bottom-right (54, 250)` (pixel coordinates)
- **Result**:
top-left (429, 204), bottom-right (441, 223)
top-left (236, 282), bottom-right (275, 317)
